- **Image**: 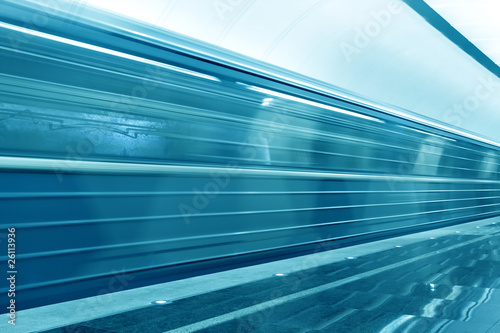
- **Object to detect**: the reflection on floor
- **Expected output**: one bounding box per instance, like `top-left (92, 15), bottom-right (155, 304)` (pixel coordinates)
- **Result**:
top-left (10, 217), bottom-right (500, 333)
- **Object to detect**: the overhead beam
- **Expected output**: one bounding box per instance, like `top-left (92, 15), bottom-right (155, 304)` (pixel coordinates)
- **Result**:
top-left (403, 0), bottom-right (500, 78)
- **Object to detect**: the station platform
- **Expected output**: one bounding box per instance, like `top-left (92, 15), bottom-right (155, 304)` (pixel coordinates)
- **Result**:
top-left (6, 217), bottom-right (500, 333)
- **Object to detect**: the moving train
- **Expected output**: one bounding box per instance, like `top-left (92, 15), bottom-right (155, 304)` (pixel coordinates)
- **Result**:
top-left (1, 0), bottom-right (499, 310)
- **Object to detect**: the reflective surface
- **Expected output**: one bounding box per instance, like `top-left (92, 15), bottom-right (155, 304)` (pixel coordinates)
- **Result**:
top-left (36, 218), bottom-right (500, 333)
top-left (63, 0), bottom-right (500, 144)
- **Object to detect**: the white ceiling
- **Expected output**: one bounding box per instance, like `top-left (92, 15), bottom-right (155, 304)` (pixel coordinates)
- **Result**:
top-left (424, 0), bottom-right (500, 67)
top-left (82, 0), bottom-right (500, 144)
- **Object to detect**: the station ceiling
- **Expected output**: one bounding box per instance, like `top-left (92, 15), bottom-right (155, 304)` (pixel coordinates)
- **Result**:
top-left (424, 0), bottom-right (500, 67)
top-left (81, 0), bottom-right (500, 145)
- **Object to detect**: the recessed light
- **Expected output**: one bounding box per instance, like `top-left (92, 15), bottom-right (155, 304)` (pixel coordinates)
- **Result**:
top-left (346, 257), bottom-right (355, 260)
top-left (152, 300), bottom-right (172, 305)
top-left (274, 273), bottom-right (287, 277)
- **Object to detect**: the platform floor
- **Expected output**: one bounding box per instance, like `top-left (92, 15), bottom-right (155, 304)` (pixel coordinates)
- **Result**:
top-left (5, 217), bottom-right (500, 333)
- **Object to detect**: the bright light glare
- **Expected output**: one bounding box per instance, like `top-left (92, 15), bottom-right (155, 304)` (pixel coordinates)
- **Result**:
top-left (239, 83), bottom-right (384, 123)
top-left (378, 315), bottom-right (415, 333)
top-left (152, 300), bottom-right (171, 305)
top-left (0, 22), bottom-right (220, 82)
top-left (262, 98), bottom-right (273, 106)
top-left (422, 298), bottom-right (442, 317)
top-left (397, 125), bottom-right (456, 142)
top-left (238, 76), bottom-right (500, 148)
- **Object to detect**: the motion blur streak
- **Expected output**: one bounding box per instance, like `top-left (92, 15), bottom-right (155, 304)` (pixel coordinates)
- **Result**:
top-left (0, 0), bottom-right (499, 310)
top-left (0, 21), bottom-right (220, 82)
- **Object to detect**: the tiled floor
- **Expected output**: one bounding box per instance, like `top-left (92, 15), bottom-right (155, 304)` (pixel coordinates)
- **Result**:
top-left (5, 217), bottom-right (500, 332)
